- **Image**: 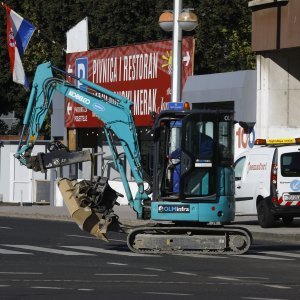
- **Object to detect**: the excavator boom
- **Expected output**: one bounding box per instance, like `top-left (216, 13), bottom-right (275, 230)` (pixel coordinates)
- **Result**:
top-left (14, 62), bottom-right (149, 241)
top-left (15, 62), bottom-right (149, 217)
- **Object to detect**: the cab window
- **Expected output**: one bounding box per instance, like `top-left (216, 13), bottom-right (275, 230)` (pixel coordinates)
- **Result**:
top-left (184, 120), bottom-right (214, 160)
top-left (281, 152), bottom-right (300, 177)
top-left (218, 121), bottom-right (233, 163)
top-left (234, 157), bottom-right (246, 180)
top-left (182, 119), bottom-right (215, 197)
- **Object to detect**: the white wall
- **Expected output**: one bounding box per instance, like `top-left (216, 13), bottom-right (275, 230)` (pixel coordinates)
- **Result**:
top-left (256, 50), bottom-right (300, 139)
top-left (0, 143), bottom-right (48, 203)
top-left (234, 50), bottom-right (300, 160)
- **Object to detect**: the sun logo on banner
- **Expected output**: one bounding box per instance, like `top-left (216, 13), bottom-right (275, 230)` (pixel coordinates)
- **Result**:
top-left (162, 51), bottom-right (172, 74)
top-left (9, 28), bottom-right (15, 48)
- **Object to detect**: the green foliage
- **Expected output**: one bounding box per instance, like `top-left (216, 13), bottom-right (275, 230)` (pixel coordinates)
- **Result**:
top-left (192, 0), bottom-right (255, 74)
top-left (7, 121), bottom-right (21, 135)
top-left (0, 119), bottom-right (8, 134)
top-left (0, 0), bottom-right (255, 128)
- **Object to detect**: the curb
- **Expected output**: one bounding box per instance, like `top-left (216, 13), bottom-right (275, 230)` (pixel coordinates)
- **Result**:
top-left (247, 231), bottom-right (300, 244)
top-left (0, 212), bottom-right (153, 227)
top-left (0, 212), bottom-right (72, 222)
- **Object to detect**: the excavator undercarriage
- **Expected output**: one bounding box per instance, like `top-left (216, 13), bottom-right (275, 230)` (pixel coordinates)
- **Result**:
top-left (127, 225), bottom-right (252, 255)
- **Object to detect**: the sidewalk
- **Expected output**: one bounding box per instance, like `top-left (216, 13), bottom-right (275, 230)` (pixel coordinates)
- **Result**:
top-left (0, 204), bottom-right (299, 244)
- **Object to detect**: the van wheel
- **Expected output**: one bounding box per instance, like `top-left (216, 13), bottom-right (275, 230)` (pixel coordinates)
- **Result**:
top-left (257, 200), bottom-right (275, 228)
top-left (282, 216), bottom-right (294, 225)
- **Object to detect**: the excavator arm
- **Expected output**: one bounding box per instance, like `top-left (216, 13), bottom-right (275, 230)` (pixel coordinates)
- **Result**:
top-left (15, 62), bottom-right (150, 240)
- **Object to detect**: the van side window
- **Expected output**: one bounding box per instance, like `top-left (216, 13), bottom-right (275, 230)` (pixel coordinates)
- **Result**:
top-left (281, 152), bottom-right (300, 177)
top-left (234, 157), bottom-right (246, 180)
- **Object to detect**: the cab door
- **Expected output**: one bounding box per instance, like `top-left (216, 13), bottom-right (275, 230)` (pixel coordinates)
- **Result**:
top-left (180, 113), bottom-right (216, 200)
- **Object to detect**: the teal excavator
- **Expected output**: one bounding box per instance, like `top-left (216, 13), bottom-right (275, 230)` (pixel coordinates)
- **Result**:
top-left (15, 62), bottom-right (252, 255)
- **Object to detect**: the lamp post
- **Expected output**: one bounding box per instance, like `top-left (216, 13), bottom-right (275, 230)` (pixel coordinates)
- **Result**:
top-left (159, 1), bottom-right (198, 103)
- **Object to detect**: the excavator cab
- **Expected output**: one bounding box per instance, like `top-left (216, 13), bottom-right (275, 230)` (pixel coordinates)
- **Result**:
top-left (127, 106), bottom-right (252, 254)
top-left (152, 108), bottom-right (235, 221)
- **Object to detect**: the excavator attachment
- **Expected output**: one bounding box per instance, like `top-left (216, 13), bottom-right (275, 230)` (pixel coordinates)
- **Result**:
top-left (21, 141), bottom-right (92, 173)
top-left (57, 176), bottom-right (123, 241)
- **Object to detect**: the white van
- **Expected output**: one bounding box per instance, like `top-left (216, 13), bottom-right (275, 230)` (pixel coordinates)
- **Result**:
top-left (234, 138), bottom-right (300, 228)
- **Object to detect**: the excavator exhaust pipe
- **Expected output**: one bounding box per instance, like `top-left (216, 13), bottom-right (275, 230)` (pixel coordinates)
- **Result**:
top-left (57, 177), bottom-right (122, 241)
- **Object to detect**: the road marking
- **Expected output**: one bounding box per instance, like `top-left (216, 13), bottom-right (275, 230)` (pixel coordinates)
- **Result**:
top-left (144, 292), bottom-right (193, 296)
top-left (67, 235), bottom-right (126, 243)
top-left (0, 285), bottom-right (10, 287)
top-left (107, 239), bottom-right (127, 243)
top-left (62, 245), bottom-right (159, 257)
top-left (107, 262), bottom-right (128, 266)
top-left (263, 284), bottom-right (291, 289)
top-left (0, 272), bottom-right (42, 275)
top-left (211, 276), bottom-right (241, 281)
top-left (67, 234), bottom-right (96, 239)
top-left (242, 297), bottom-right (287, 300)
top-left (0, 226), bottom-right (12, 229)
top-left (234, 276), bottom-right (269, 280)
top-left (144, 268), bottom-right (166, 272)
top-left (258, 251), bottom-right (300, 259)
top-left (6, 278), bottom-right (192, 284)
top-left (95, 273), bottom-right (158, 277)
top-left (2, 245), bottom-right (95, 256)
top-left (234, 254), bottom-right (294, 261)
top-left (31, 286), bottom-right (68, 290)
top-left (173, 253), bottom-right (227, 259)
top-left (173, 272), bottom-right (197, 276)
top-left (0, 248), bottom-right (33, 255)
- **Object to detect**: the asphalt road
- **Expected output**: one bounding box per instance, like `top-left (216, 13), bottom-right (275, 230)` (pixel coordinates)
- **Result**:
top-left (0, 217), bottom-right (299, 300)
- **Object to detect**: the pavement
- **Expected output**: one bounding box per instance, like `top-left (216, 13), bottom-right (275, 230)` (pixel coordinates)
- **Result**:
top-left (0, 203), bottom-right (299, 244)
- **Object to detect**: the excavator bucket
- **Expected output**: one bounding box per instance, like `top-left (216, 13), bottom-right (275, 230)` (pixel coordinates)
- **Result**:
top-left (57, 177), bottom-right (123, 241)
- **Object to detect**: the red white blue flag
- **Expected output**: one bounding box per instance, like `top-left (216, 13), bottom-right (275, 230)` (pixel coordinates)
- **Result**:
top-left (2, 3), bottom-right (35, 89)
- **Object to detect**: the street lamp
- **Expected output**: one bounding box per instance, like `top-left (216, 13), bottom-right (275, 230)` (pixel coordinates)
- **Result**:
top-left (178, 9), bottom-right (198, 31)
top-left (158, 10), bottom-right (174, 32)
top-left (159, 1), bottom-right (198, 103)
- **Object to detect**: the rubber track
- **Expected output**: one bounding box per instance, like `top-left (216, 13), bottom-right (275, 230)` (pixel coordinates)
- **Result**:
top-left (127, 225), bottom-right (252, 255)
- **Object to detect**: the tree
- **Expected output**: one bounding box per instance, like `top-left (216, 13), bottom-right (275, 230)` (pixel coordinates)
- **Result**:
top-left (0, 0), bottom-right (255, 122)
top-left (0, 119), bottom-right (8, 135)
top-left (192, 0), bottom-right (255, 74)
top-left (7, 121), bottom-right (21, 135)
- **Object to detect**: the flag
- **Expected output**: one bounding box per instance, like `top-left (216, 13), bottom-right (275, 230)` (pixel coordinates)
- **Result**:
top-left (1, 3), bottom-right (35, 89)
top-left (66, 17), bottom-right (89, 53)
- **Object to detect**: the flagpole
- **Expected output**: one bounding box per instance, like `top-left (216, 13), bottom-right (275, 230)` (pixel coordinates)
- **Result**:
top-left (1, 2), bottom-right (8, 9)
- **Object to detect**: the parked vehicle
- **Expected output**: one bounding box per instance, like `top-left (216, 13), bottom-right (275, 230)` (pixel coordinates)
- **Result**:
top-left (234, 138), bottom-right (300, 227)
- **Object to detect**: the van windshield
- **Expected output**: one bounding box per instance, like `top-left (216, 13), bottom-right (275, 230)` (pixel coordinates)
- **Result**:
top-left (281, 152), bottom-right (300, 177)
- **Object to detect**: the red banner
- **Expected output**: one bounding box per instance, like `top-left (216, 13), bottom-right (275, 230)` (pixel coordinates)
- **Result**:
top-left (65, 37), bottom-right (194, 128)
